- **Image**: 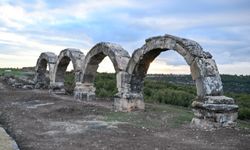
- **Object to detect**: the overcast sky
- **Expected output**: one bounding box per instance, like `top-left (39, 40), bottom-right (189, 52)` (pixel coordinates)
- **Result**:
top-left (0, 0), bottom-right (250, 75)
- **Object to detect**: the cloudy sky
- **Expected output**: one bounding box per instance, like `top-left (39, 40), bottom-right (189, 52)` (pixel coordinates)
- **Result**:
top-left (0, 0), bottom-right (250, 75)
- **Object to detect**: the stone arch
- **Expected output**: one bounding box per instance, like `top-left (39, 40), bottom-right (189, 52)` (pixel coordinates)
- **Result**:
top-left (51, 48), bottom-right (84, 93)
top-left (34, 52), bottom-right (57, 88)
top-left (74, 42), bottom-right (130, 100)
top-left (126, 34), bottom-right (222, 97)
top-left (116, 34), bottom-right (238, 129)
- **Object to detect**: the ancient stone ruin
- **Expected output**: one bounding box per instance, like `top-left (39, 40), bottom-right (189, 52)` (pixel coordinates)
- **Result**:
top-left (34, 34), bottom-right (238, 129)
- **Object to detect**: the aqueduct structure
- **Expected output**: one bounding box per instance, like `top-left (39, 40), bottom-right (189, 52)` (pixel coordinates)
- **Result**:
top-left (34, 34), bottom-right (238, 129)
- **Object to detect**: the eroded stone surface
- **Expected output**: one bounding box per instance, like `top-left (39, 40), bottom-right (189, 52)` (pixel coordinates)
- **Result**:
top-left (34, 52), bottom-right (57, 89)
top-left (191, 96), bottom-right (238, 129)
top-left (114, 93), bottom-right (145, 112)
top-left (74, 83), bottom-right (96, 100)
top-left (195, 74), bottom-right (223, 97)
top-left (203, 96), bottom-right (235, 104)
top-left (191, 58), bottom-right (219, 80)
top-left (79, 42), bottom-right (130, 101)
top-left (0, 127), bottom-right (19, 150)
top-left (51, 48), bottom-right (84, 92)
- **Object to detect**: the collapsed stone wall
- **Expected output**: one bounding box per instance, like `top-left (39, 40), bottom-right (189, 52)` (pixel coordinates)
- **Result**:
top-left (33, 34), bottom-right (238, 129)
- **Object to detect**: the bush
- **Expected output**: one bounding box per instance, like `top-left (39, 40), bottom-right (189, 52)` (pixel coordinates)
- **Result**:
top-left (63, 72), bottom-right (250, 121)
top-left (143, 79), bottom-right (196, 107)
top-left (238, 107), bottom-right (250, 120)
top-left (226, 93), bottom-right (250, 120)
top-left (94, 73), bottom-right (117, 98)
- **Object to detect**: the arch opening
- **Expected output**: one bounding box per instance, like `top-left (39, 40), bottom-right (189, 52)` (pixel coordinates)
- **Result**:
top-left (126, 35), bottom-right (223, 101)
top-left (141, 50), bottom-right (196, 108)
top-left (51, 48), bottom-right (84, 94)
top-left (55, 56), bottom-right (75, 94)
top-left (74, 42), bottom-right (130, 101)
top-left (130, 48), bottom-right (166, 93)
top-left (115, 34), bottom-right (223, 111)
top-left (35, 59), bottom-right (50, 88)
top-left (34, 52), bottom-right (57, 89)
top-left (114, 34), bottom-right (238, 129)
top-left (82, 52), bottom-right (107, 84)
top-left (94, 57), bottom-right (117, 99)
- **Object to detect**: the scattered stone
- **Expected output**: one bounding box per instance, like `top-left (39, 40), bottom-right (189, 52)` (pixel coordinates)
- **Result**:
top-left (22, 85), bottom-right (34, 89)
top-left (0, 127), bottom-right (19, 150)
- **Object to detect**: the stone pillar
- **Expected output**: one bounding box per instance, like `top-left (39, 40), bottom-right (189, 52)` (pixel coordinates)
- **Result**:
top-left (34, 62), bottom-right (55, 89)
top-left (190, 57), bottom-right (238, 129)
top-left (74, 82), bottom-right (96, 101)
top-left (114, 93), bottom-right (145, 112)
top-left (49, 62), bottom-right (66, 94)
top-left (48, 63), bottom-right (55, 84)
top-left (114, 71), bottom-right (145, 112)
top-left (191, 96), bottom-right (238, 129)
top-left (191, 58), bottom-right (223, 96)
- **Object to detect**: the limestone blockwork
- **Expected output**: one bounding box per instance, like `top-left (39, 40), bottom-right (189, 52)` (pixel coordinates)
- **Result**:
top-left (74, 42), bottom-right (130, 100)
top-left (34, 52), bottom-right (57, 89)
top-left (51, 48), bottom-right (84, 94)
top-left (33, 34), bottom-right (238, 129)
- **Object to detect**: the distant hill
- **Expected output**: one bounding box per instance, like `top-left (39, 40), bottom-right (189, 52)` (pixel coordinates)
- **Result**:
top-left (146, 74), bottom-right (250, 94)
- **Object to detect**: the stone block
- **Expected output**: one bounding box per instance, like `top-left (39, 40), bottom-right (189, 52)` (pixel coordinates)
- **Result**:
top-left (195, 74), bottom-right (223, 97)
top-left (183, 52), bottom-right (195, 65)
top-left (191, 109), bottom-right (238, 129)
top-left (74, 83), bottom-right (96, 101)
top-left (116, 71), bottom-right (130, 90)
top-left (192, 101), bottom-right (238, 112)
top-left (116, 56), bottom-right (130, 71)
top-left (145, 37), bottom-right (175, 53)
top-left (50, 82), bottom-right (64, 89)
top-left (191, 97), bottom-right (238, 129)
top-left (174, 43), bottom-right (187, 56)
top-left (191, 58), bottom-right (219, 80)
top-left (203, 96), bottom-right (235, 104)
top-left (114, 93), bottom-right (145, 112)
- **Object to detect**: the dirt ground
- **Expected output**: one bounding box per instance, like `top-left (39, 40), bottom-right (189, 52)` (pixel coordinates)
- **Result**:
top-left (0, 80), bottom-right (250, 150)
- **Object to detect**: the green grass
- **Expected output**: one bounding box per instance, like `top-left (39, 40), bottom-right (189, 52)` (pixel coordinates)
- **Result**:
top-left (238, 120), bottom-right (250, 129)
top-left (1, 69), bottom-right (249, 122)
top-left (93, 73), bottom-right (250, 122)
top-left (103, 104), bottom-right (193, 129)
top-left (64, 72), bottom-right (75, 94)
top-left (0, 68), bottom-right (22, 77)
top-left (225, 93), bottom-right (250, 120)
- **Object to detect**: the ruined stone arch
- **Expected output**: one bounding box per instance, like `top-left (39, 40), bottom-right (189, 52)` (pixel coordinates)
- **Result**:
top-left (74, 42), bottom-right (130, 100)
top-left (34, 52), bottom-right (57, 88)
top-left (34, 34), bottom-right (238, 129)
top-left (114, 34), bottom-right (237, 128)
top-left (51, 48), bottom-right (84, 92)
top-left (126, 34), bottom-right (223, 98)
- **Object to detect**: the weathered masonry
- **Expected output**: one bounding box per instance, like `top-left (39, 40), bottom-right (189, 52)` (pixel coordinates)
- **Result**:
top-left (34, 34), bottom-right (238, 129)
top-left (34, 52), bottom-right (57, 89)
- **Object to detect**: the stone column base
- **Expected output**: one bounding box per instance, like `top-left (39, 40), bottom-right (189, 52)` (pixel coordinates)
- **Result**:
top-left (114, 93), bottom-right (145, 112)
top-left (74, 83), bottom-right (96, 101)
top-left (191, 96), bottom-right (238, 129)
top-left (49, 82), bottom-right (66, 95)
